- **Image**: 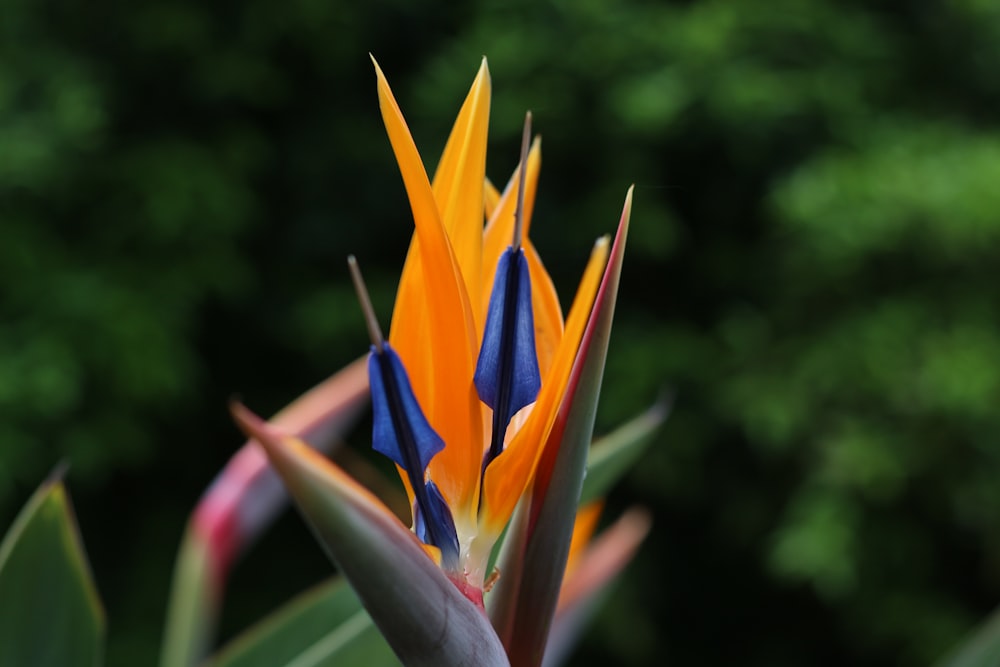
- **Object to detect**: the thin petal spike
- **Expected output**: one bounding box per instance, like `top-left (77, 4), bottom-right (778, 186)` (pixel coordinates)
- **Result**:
top-left (480, 140), bottom-right (556, 377)
top-left (512, 111), bottom-right (532, 251)
top-left (347, 255), bottom-right (385, 352)
top-left (482, 138), bottom-right (541, 301)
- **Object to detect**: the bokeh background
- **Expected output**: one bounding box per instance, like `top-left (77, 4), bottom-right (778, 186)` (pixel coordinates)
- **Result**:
top-left (4, 0), bottom-right (1000, 664)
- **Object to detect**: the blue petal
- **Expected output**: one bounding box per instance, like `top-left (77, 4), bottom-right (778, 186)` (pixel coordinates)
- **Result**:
top-left (413, 481), bottom-right (460, 566)
top-left (368, 343), bottom-right (458, 559)
top-left (474, 248), bottom-right (542, 462)
top-left (369, 343), bottom-right (444, 472)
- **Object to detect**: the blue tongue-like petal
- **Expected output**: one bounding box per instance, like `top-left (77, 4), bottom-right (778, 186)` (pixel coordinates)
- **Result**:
top-left (370, 343), bottom-right (444, 471)
top-left (474, 247), bottom-right (542, 464)
top-left (369, 343), bottom-right (458, 565)
top-left (413, 481), bottom-right (460, 560)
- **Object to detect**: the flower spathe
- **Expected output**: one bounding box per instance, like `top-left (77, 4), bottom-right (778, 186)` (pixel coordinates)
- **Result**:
top-left (368, 56), bottom-right (614, 590)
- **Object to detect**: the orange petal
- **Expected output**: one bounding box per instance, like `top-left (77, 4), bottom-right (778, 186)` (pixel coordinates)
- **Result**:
top-left (564, 501), bottom-right (604, 578)
top-left (484, 178), bottom-right (501, 219)
top-left (373, 57), bottom-right (483, 519)
top-left (479, 236), bottom-right (611, 536)
top-left (557, 507), bottom-right (651, 613)
top-left (524, 241), bottom-right (563, 378)
top-left (431, 58), bottom-right (491, 335)
top-left (387, 238), bottom-right (431, 429)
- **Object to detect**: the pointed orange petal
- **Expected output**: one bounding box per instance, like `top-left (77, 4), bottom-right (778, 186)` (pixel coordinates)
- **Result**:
top-left (479, 237), bottom-right (610, 536)
top-left (373, 57), bottom-right (483, 518)
top-left (431, 58), bottom-right (491, 334)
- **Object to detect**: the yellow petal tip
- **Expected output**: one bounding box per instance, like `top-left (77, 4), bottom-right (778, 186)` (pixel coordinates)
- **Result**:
top-left (473, 56), bottom-right (491, 90)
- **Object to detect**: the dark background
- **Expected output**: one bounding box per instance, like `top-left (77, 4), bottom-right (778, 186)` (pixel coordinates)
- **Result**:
top-left (3, 0), bottom-right (1000, 664)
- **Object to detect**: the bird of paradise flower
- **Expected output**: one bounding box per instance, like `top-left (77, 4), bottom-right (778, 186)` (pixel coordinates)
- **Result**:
top-left (192, 56), bottom-right (650, 667)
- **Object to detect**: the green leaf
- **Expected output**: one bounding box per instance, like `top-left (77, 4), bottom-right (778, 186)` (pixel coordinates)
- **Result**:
top-left (159, 526), bottom-right (218, 667)
top-left (491, 188), bottom-right (632, 666)
top-left (231, 404), bottom-right (509, 667)
top-left (579, 399), bottom-right (669, 507)
top-left (935, 606), bottom-right (1000, 667)
top-left (209, 578), bottom-right (398, 667)
top-left (0, 477), bottom-right (104, 667)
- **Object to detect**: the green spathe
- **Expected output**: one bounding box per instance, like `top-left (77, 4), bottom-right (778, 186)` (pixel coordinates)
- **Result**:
top-left (490, 188), bottom-right (632, 666)
top-left (232, 405), bottom-right (509, 667)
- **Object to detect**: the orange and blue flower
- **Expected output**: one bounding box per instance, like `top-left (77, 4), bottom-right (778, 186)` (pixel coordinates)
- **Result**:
top-left (227, 56), bottom-right (641, 667)
top-left (364, 57), bottom-right (616, 592)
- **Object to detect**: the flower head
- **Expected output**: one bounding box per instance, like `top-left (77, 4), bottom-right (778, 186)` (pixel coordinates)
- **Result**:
top-left (229, 56), bottom-right (642, 667)
top-left (365, 57), bottom-right (613, 590)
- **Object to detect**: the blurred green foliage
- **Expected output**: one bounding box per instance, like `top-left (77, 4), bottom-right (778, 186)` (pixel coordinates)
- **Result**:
top-left (3, 0), bottom-right (1000, 665)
